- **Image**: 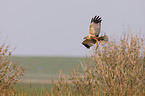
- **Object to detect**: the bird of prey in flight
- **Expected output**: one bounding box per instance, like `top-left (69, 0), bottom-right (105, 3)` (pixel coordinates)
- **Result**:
top-left (82, 15), bottom-right (108, 50)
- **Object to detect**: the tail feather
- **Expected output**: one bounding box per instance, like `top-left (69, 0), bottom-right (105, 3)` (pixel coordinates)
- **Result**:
top-left (97, 35), bottom-right (108, 41)
top-left (97, 35), bottom-right (108, 45)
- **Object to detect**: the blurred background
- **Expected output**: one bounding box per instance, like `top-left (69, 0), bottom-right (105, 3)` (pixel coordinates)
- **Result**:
top-left (0, 0), bottom-right (145, 56)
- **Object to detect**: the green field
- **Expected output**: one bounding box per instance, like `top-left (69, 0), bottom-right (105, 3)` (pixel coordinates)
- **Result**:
top-left (12, 56), bottom-right (85, 80)
top-left (13, 56), bottom-right (85, 93)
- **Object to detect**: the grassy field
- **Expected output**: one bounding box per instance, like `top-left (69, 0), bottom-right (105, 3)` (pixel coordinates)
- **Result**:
top-left (12, 56), bottom-right (84, 80)
top-left (13, 56), bottom-right (85, 93)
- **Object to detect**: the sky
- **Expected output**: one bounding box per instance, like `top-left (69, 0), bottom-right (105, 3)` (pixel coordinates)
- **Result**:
top-left (0, 0), bottom-right (145, 56)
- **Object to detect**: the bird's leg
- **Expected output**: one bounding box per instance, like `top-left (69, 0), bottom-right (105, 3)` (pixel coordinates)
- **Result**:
top-left (95, 41), bottom-right (99, 50)
top-left (92, 37), bottom-right (99, 50)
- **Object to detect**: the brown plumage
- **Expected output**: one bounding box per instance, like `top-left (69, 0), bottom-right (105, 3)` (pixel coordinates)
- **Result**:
top-left (82, 15), bottom-right (108, 49)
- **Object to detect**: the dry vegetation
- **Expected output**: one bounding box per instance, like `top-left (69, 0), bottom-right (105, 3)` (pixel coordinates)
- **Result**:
top-left (0, 42), bottom-right (26, 96)
top-left (0, 32), bottom-right (145, 96)
top-left (53, 33), bottom-right (145, 96)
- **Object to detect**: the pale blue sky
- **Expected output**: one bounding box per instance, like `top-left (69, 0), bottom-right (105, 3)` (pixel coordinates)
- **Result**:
top-left (0, 0), bottom-right (145, 56)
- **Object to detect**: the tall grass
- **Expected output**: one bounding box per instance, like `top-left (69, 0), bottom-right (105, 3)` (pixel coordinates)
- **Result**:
top-left (0, 42), bottom-right (26, 96)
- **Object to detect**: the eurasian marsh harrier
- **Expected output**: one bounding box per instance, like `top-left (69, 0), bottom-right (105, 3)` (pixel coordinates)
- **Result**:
top-left (82, 15), bottom-right (108, 49)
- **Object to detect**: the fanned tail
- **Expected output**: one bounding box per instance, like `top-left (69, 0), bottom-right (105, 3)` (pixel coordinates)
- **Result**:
top-left (97, 35), bottom-right (108, 45)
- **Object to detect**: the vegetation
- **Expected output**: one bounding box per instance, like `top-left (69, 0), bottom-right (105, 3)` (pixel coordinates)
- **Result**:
top-left (0, 42), bottom-right (26, 95)
top-left (12, 56), bottom-right (83, 80)
top-left (1, 32), bottom-right (145, 96)
top-left (53, 33), bottom-right (145, 96)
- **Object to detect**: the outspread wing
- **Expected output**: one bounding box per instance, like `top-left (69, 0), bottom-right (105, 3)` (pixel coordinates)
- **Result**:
top-left (82, 39), bottom-right (96, 49)
top-left (89, 16), bottom-right (102, 37)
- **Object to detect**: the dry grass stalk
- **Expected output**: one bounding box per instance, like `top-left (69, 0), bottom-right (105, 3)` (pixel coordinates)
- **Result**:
top-left (0, 42), bottom-right (26, 96)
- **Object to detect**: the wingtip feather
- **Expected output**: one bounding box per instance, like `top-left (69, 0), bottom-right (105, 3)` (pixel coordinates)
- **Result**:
top-left (82, 42), bottom-right (90, 49)
top-left (91, 15), bottom-right (102, 23)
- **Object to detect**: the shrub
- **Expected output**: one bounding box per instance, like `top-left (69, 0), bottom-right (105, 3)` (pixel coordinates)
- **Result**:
top-left (54, 33), bottom-right (145, 96)
top-left (0, 42), bottom-right (26, 96)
